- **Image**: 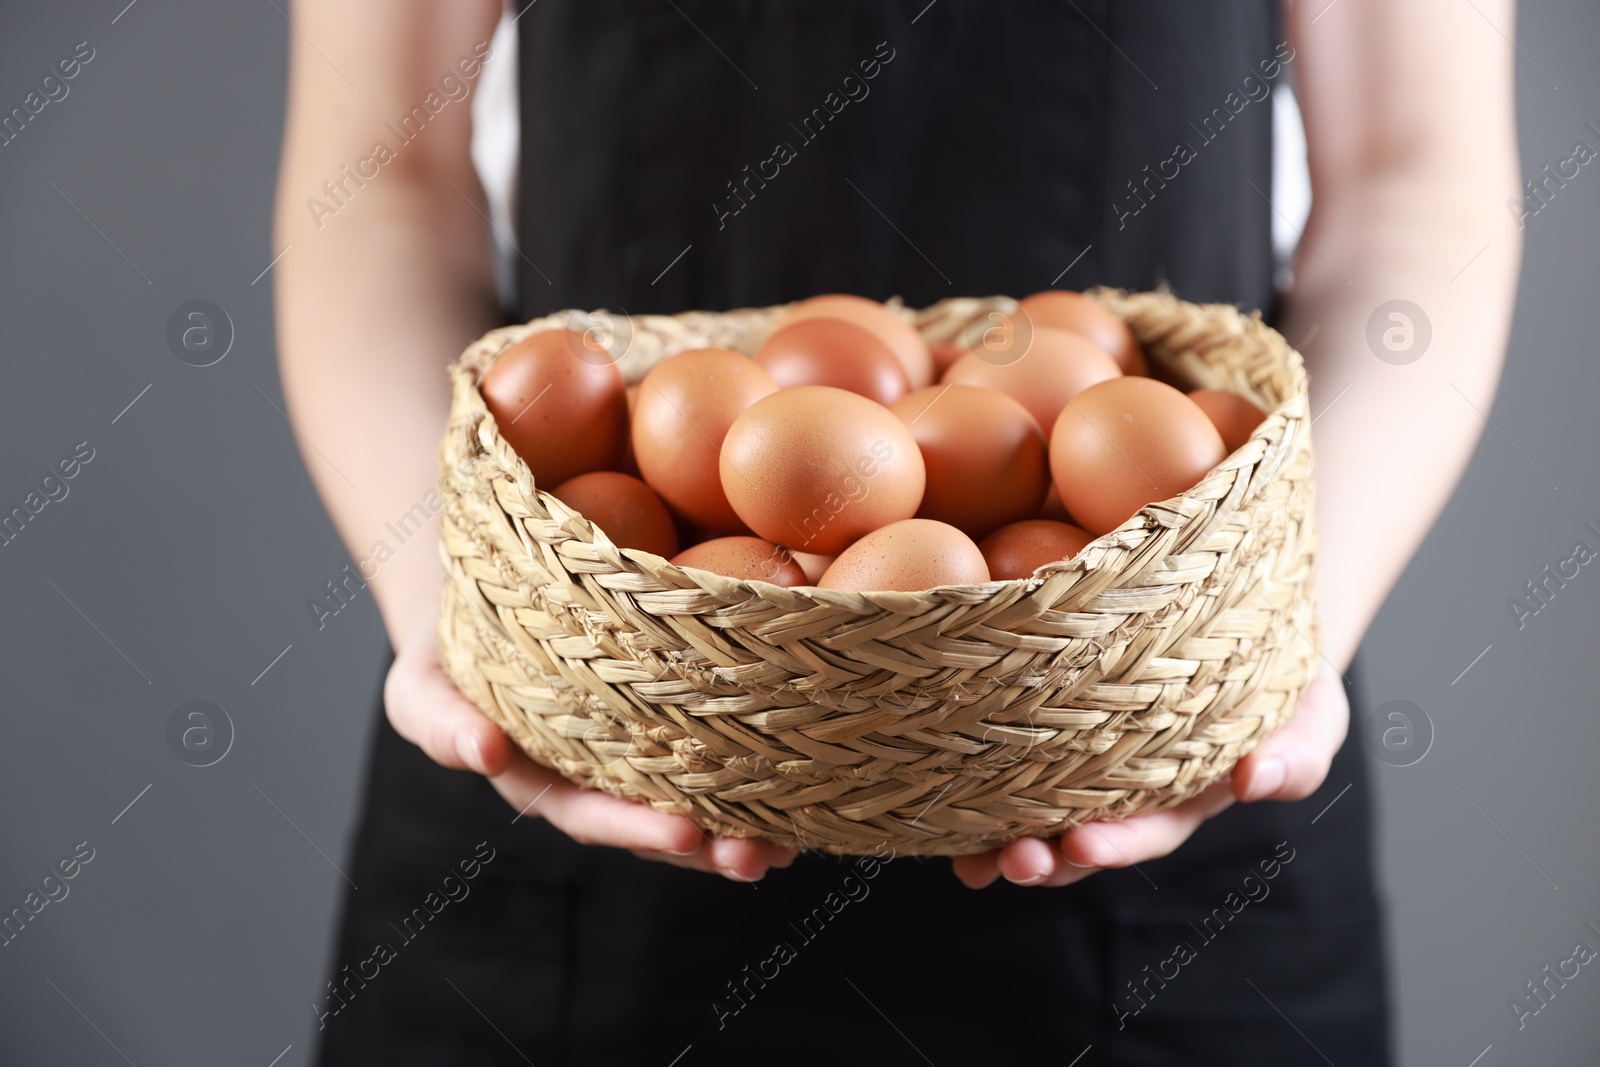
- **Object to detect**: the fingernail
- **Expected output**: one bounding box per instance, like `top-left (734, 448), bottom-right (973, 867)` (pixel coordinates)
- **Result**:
top-left (1007, 871), bottom-right (1046, 886)
top-left (455, 730), bottom-right (483, 773)
top-left (1248, 758), bottom-right (1287, 800)
top-left (666, 842), bottom-right (701, 857)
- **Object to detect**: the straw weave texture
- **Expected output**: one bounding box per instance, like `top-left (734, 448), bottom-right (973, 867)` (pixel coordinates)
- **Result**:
top-left (436, 290), bottom-right (1318, 856)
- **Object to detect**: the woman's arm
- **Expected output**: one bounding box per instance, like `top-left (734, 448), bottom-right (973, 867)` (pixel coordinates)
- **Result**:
top-left (274, 1), bottom-right (794, 880)
top-left (1284, 0), bottom-right (1523, 674)
top-left (274, 0), bottom-right (501, 644)
top-left (954, 0), bottom-right (1523, 888)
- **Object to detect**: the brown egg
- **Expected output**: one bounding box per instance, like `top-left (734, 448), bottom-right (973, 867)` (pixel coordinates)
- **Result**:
top-left (720, 385), bottom-right (925, 555)
top-left (619, 384), bottom-right (642, 477)
top-left (632, 348), bottom-right (778, 533)
top-left (979, 519), bottom-right (1095, 580)
top-left (790, 550), bottom-right (836, 584)
top-left (773, 294), bottom-right (933, 388)
top-left (671, 536), bottom-right (808, 586)
top-left (818, 519), bottom-right (990, 591)
top-left (1188, 388), bottom-right (1268, 452)
top-left (941, 326), bottom-right (1121, 432)
top-left (1050, 377), bottom-right (1226, 535)
top-left (1017, 290), bottom-right (1147, 376)
top-left (550, 471), bottom-right (679, 558)
top-left (755, 318), bottom-right (911, 405)
top-left (930, 340), bottom-right (967, 378)
top-left (889, 385), bottom-right (1050, 540)
top-left (1038, 485), bottom-right (1072, 522)
top-left (479, 329), bottom-right (629, 487)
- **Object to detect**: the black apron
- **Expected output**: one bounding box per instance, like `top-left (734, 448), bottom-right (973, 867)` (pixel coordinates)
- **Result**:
top-left (317, 4), bottom-right (1390, 1064)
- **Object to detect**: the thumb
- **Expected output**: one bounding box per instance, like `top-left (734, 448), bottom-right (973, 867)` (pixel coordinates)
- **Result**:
top-left (1233, 667), bottom-right (1350, 802)
top-left (384, 607), bottom-right (512, 776)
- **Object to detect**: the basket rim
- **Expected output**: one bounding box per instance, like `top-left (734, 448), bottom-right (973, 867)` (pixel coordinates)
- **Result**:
top-left (445, 289), bottom-right (1308, 610)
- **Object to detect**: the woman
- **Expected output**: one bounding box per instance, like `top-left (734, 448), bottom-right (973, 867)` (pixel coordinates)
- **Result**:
top-left (275, 1), bottom-right (1521, 1062)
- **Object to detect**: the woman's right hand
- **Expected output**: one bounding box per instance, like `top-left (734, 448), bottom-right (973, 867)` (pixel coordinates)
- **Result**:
top-left (384, 608), bottom-right (798, 881)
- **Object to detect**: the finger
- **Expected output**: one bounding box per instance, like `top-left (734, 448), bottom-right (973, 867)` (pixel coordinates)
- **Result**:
top-left (491, 742), bottom-right (797, 880)
top-left (1035, 860), bottom-right (1101, 888)
top-left (652, 819), bottom-right (797, 880)
top-left (714, 837), bottom-right (799, 874)
top-left (996, 836), bottom-right (1058, 886)
top-left (492, 751), bottom-right (705, 856)
top-left (384, 651), bottom-right (511, 775)
top-left (708, 837), bottom-right (779, 882)
top-left (629, 848), bottom-right (726, 876)
top-left (485, 752), bottom-right (579, 825)
top-left (1234, 669), bottom-right (1350, 802)
top-left (1060, 782), bottom-right (1236, 868)
top-left (384, 612), bottom-right (512, 776)
top-left (641, 796), bottom-right (801, 877)
top-left (1027, 836), bottom-right (1102, 888)
top-left (996, 835), bottom-right (1102, 888)
top-left (630, 844), bottom-right (793, 883)
top-left (757, 841), bottom-right (801, 870)
top-left (951, 851), bottom-right (1002, 890)
top-left (631, 838), bottom-right (797, 882)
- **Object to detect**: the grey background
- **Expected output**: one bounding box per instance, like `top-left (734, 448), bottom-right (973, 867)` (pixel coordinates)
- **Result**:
top-left (0, 3), bottom-right (1595, 1065)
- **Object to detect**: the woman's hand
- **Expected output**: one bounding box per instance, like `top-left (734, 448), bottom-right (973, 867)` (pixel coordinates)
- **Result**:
top-left (385, 608), bottom-right (799, 882)
top-left (950, 666), bottom-right (1350, 889)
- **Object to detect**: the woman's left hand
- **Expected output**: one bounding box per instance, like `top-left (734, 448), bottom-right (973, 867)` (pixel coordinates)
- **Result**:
top-left (950, 666), bottom-right (1350, 889)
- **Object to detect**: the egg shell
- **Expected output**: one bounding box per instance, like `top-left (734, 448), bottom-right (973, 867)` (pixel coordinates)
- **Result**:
top-left (790, 550), bottom-right (836, 584)
top-left (619, 383), bottom-right (642, 476)
top-left (632, 348), bottom-right (778, 532)
top-left (930, 340), bottom-right (967, 378)
top-left (550, 471), bottom-right (680, 558)
top-left (1017, 290), bottom-right (1148, 376)
top-left (818, 519), bottom-right (990, 592)
top-left (979, 519), bottom-right (1095, 580)
top-left (773, 294), bottom-right (933, 388)
top-left (1188, 388), bottom-right (1268, 452)
top-left (479, 329), bottom-right (629, 487)
top-left (671, 536), bottom-right (808, 586)
top-left (889, 385), bottom-right (1050, 540)
top-left (1038, 484), bottom-right (1073, 522)
top-left (719, 385), bottom-right (926, 556)
top-left (756, 318), bottom-right (910, 405)
top-left (941, 326), bottom-right (1121, 432)
top-left (1049, 377), bottom-right (1226, 535)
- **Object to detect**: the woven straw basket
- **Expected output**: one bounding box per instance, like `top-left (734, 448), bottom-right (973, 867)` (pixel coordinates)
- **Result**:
top-left (436, 290), bottom-right (1318, 857)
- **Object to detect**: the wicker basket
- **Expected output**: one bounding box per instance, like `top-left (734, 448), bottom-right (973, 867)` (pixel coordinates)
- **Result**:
top-left (436, 290), bottom-right (1318, 857)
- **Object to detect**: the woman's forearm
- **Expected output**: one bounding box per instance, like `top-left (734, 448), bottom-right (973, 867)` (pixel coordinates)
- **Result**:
top-left (273, 0), bottom-right (503, 647)
top-left (1280, 185), bottom-right (1522, 671)
top-left (272, 1), bottom-right (503, 647)
top-left (273, 175), bottom-right (498, 646)
top-left (1279, 0), bottom-right (1523, 673)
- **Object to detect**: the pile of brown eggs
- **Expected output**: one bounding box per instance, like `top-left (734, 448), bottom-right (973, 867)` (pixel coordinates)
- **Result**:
top-left (479, 293), bottom-right (1267, 593)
